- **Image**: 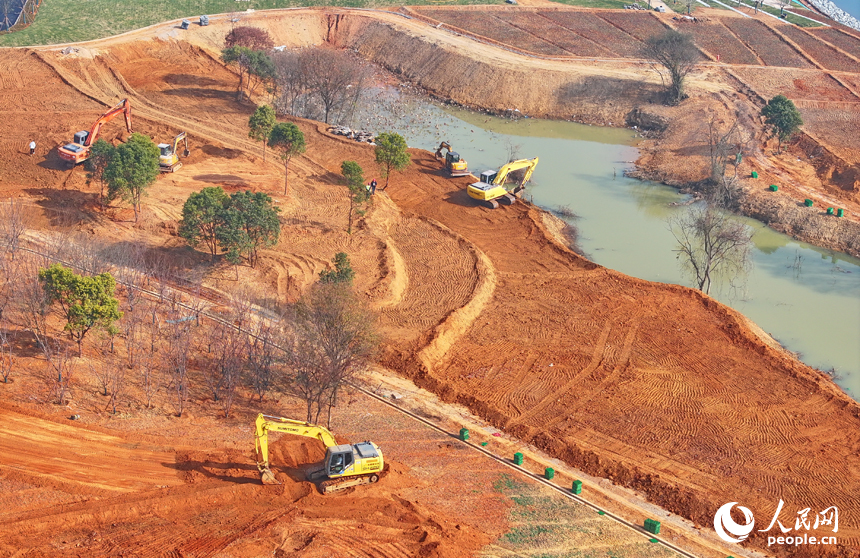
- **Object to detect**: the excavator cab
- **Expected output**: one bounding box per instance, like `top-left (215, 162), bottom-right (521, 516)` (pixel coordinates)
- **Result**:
top-left (73, 131), bottom-right (89, 145)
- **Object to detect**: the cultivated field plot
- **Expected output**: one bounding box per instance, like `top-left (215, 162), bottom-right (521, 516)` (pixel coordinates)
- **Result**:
top-left (419, 9), bottom-right (569, 55)
top-left (778, 25), bottom-right (860, 72)
top-left (678, 20), bottom-right (761, 64)
top-left (722, 17), bottom-right (815, 68)
top-left (539, 10), bottom-right (646, 57)
top-left (493, 11), bottom-right (616, 57)
top-left (595, 11), bottom-right (670, 42)
top-left (809, 27), bottom-right (860, 59)
top-left (734, 67), bottom-right (858, 103)
top-left (800, 107), bottom-right (860, 164)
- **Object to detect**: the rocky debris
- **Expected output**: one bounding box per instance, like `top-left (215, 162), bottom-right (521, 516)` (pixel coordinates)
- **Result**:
top-left (804, 0), bottom-right (860, 30)
top-left (327, 125), bottom-right (375, 144)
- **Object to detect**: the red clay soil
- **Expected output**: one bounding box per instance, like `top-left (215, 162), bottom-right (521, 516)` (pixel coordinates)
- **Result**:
top-left (0, 9), bottom-right (859, 558)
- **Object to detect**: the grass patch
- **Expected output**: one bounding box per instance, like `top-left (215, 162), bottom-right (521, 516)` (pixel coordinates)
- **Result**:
top-left (0, 0), bottom-right (503, 46)
top-left (726, 0), bottom-right (823, 26)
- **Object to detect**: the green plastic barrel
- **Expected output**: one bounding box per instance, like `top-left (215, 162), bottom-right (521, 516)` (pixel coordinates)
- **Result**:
top-left (545, 468), bottom-right (555, 480)
top-left (459, 428), bottom-right (469, 441)
top-left (572, 480), bottom-right (583, 494)
top-left (827, 207), bottom-right (834, 215)
top-left (769, 184), bottom-right (778, 192)
top-left (805, 199), bottom-right (814, 207)
top-left (751, 171), bottom-right (758, 179)
top-left (837, 209), bottom-right (845, 217)
top-left (513, 452), bottom-right (524, 465)
top-left (644, 518), bottom-right (661, 534)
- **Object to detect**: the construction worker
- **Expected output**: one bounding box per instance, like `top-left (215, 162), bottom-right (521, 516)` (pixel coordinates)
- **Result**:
top-left (370, 179), bottom-right (377, 195)
top-left (29, 140), bottom-right (36, 155)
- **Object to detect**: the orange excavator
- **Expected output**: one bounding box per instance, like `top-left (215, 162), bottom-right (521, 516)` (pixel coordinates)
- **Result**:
top-left (58, 99), bottom-right (132, 167)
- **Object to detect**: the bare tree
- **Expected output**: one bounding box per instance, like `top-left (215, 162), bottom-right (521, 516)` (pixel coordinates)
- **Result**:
top-left (246, 317), bottom-right (279, 402)
top-left (286, 282), bottom-right (377, 427)
top-left (273, 48), bottom-right (370, 124)
top-left (41, 338), bottom-right (75, 406)
top-left (164, 313), bottom-right (194, 417)
top-left (668, 205), bottom-right (754, 295)
top-left (0, 198), bottom-right (29, 260)
top-left (642, 30), bottom-right (699, 106)
top-left (272, 50), bottom-right (308, 117)
top-left (0, 326), bottom-right (15, 384)
top-left (18, 263), bottom-right (51, 352)
top-left (703, 113), bottom-right (751, 208)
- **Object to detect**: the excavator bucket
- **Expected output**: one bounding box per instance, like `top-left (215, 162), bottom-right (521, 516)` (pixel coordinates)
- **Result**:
top-left (182, 148), bottom-right (190, 157)
top-left (259, 467), bottom-right (281, 485)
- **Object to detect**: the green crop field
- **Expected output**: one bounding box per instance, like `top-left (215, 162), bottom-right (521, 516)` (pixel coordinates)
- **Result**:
top-left (0, 0), bottom-right (502, 46)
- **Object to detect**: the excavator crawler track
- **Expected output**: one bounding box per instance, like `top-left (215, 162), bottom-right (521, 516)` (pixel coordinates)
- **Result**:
top-left (318, 472), bottom-right (380, 494)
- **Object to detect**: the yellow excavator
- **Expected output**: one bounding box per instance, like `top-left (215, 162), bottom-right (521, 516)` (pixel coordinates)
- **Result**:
top-left (254, 413), bottom-right (384, 494)
top-left (159, 131), bottom-right (189, 173)
top-left (434, 141), bottom-right (470, 177)
top-left (467, 157), bottom-right (539, 209)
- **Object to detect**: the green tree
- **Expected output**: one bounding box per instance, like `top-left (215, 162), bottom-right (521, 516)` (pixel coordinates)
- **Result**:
top-left (268, 122), bottom-right (306, 196)
top-left (179, 187), bottom-right (230, 262)
top-left (104, 133), bottom-right (160, 222)
top-left (319, 252), bottom-right (355, 285)
top-left (38, 264), bottom-right (123, 356)
top-left (641, 30), bottom-right (698, 106)
top-left (249, 104), bottom-right (276, 163)
top-left (761, 95), bottom-right (803, 153)
top-left (341, 160), bottom-right (371, 234)
top-left (374, 132), bottom-right (410, 191)
top-left (222, 46), bottom-right (275, 100)
top-left (217, 191), bottom-right (280, 267)
top-left (85, 139), bottom-right (116, 209)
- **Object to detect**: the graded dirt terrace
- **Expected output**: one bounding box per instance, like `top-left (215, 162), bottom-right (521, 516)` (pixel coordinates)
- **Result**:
top-left (0, 7), bottom-right (859, 558)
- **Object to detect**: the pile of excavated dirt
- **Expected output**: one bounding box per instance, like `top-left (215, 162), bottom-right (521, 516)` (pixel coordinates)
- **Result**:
top-left (1, 8), bottom-right (859, 557)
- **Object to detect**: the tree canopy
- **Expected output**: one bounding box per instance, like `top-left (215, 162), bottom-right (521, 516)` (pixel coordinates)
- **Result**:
top-left (224, 26), bottom-right (274, 51)
top-left (642, 30), bottom-right (698, 106)
top-left (761, 95), bottom-right (803, 152)
top-left (222, 46), bottom-right (275, 100)
top-left (248, 105), bottom-right (276, 162)
top-left (374, 132), bottom-right (410, 191)
top-left (179, 187), bottom-right (280, 267)
top-left (104, 133), bottom-right (160, 222)
top-left (319, 252), bottom-right (355, 285)
top-left (85, 139), bottom-right (116, 208)
top-left (38, 264), bottom-right (123, 355)
top-left (341, 160), bottom-right (370, 234)
top-left (179, 186), bottom-right (231, 261)
top-left (268, 122), bottom-right (306, 196)
top-left (218, 191), bottom-right (281, 267)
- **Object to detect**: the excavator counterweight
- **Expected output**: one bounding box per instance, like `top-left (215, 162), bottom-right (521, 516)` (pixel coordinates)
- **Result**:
top-left (58, 99), bottom-right (132, 167)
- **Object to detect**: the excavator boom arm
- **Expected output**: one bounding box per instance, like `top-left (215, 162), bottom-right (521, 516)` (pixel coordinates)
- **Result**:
top-left (493, 157), bottom-right (539, 186)
top-left (172, 131), bottom-right (188, 155)
top-left (85, 99), bottom-right (132, 147)
top-left (254, 414), bottom-right (338, 471)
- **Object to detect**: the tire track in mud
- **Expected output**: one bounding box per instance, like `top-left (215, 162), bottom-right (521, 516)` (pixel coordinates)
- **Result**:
top-left (380, 215), bottom-right (486, 357)
top-left (508, 319), bottom-right (612, 427)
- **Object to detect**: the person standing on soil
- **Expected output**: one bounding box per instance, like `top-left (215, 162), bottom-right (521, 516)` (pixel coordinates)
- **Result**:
top-left (29, 141), bottom-right (36, 155)
top-left (370, 179), bottom-right (377, 195)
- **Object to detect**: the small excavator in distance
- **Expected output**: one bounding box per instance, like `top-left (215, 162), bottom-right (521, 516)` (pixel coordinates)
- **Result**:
top-left (254, 413), bottom-right (384, 494)
top-left (58, 98), bottom-right (132, 167)
top-left (159, 131), bottom-right (189, 173)
top-left (434, 141), bottom-right (470, 177)
top-left (467, 157), bottom-right (539, 209)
